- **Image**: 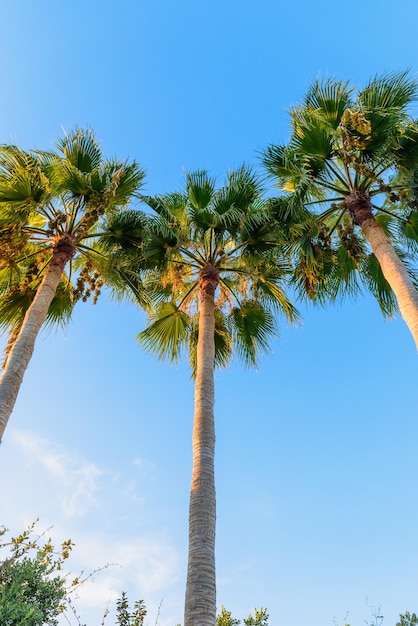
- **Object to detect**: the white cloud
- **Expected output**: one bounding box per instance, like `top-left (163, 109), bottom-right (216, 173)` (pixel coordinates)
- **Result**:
top-left (56, 532), bottom-right (180, 626)
top-left (11, 430), bottom-right (103, 518)
top-left (2, 430), bottom-right (183, 626)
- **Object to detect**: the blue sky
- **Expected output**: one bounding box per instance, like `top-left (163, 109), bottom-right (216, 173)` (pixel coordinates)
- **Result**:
top-left (1, 1), bottom-right (418, 625)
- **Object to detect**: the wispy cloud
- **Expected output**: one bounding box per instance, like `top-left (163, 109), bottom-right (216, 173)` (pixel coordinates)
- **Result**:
top-left (11, 430), bottom-right (103, 518)
top-left (2, 430), bottom-right (184, 625)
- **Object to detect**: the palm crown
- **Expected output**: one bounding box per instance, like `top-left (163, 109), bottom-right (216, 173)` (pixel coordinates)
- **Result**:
top-left (136, 167), bottom-right (299, 369)
top-left (262, 71), bottom-right (418, 345)
top-left (0, 129), bottom-right (144, 329)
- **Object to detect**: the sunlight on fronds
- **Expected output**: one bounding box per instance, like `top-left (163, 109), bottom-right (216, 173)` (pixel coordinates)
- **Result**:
top-left (138, 302), bottom-right (191, 362)
top-left (232, 300), bottom-right (276, 367)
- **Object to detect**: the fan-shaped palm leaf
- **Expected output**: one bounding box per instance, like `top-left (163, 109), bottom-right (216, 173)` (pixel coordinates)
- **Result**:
top-left (231, 300), bottom-right (276, 367)
top-left (137, 302), bottom-right (190, 362)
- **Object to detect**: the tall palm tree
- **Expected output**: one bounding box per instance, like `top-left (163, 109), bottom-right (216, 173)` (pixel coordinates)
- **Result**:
top-left (134, 168), bottom-right (298, 626)
top-left (262, 71), bottom-right (418, 348)
top-left (0, 129), bottom-right (145, 440)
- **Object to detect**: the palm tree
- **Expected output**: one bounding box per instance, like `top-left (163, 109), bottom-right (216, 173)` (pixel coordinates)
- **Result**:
top-left (0, 129), bottom-right (145, 440)
top-left (134, 168), bottom-right (298, 626)
top-left (262, 71), bottom-right (418, 348)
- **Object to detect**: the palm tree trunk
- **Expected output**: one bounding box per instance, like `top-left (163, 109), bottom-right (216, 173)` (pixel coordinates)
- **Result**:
top-left (362, 217), bottom-right (418, 347)
top-left (184, 269), bottom-right (217, 626)
top-left (0, 239), bottom-right (74, 441)
top-left (349, 192), bottom-right (418, 348)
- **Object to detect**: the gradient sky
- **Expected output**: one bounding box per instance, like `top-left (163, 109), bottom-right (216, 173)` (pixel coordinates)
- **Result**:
top-left (1, 2), bottom-right (418, 626)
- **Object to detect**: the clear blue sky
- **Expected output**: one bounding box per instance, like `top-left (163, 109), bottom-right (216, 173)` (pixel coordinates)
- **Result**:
top-left (1, 2), bottom-right (418, 625)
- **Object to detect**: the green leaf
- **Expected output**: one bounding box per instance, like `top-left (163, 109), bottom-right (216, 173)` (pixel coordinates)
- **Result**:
top-left (186, 170), bottom-right (216, 209)
top-left (231, 300), bottom-right (276, 367)
top-left (137, 302), bottom-right (191, 362)
top-left (359, 253), bottom-right (398, 317)
top-left (56, 128), bottom-right (103, 173)
top-left (303, 78), bottom-right (353, 129)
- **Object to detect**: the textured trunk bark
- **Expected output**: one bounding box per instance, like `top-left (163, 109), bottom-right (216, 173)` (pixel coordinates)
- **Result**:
top-left (348, 191), bottom-right (418, 349)
top-left (184, 265), bottom-right (217, 626)
top-left (0, 238), bottom-right (74, 441)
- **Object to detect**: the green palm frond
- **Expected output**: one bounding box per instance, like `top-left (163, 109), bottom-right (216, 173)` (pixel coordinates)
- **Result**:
top-left (394, 123), bottom-right (418, 171)
top-left (359, 253), bottom-right (398, 317)
top-left (359, 71), bottom-right (417, 114)
top-left (290, 236), bottom-right (336, 303)
top-left (55, 128), bottom-right (103, 174)
top-left (303, 78), bottom-right (353, 129)
top-left (374, 212), bottom-right (398, 239)
top-left (231, 300), bottom-right (276, 367)
top-left (189, 205), bottom-right (223, 231)
top-left (103, 262), bottom-right (150, 310)
top-left (103, 161), bottom-right (146, 207)
top-left (99, 209), bottom-right (147, 251)
top-left (0, 149), bottom-right (51, 212)
top-left (142, 215), bottom-right (179, 264)
top-left (212, 309), bottom-right (233, 368)
top-left (141, 192), bottom-right (187, 224)
top-left (290, 110), bottom-right (335, 165)
top-left (395, 209), bottom-right (418, 250)
top-left (249, 263), bottom-right (300, 322)
top-left (186, 171), bottom-right (216, 209)
top-left (213, 166), bottom-right (263, 215)
top-left (238, 198), bottom-right (275, 238)
top-left (44, 279), bottom-right (75, 327)
top-left (355, 72), bottom-right (417, 158)
top-left (262, 144), bottom-right (323, 201)
top-left (0, 289), bottom-right (36, 330)
top-left (226, 165), bottom-right (264, 197)
top-left (331, 244), bottom-right (363, 298)
top-left (137, 302), bottom-right (191, 362)
top-left (0, 277), bottom-right (74, 332)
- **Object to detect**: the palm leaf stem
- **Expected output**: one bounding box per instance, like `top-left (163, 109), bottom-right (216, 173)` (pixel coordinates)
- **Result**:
top-left (218, 277), bottom-right (242, 306)
top-left (13, 248), bottom-right (49, 265)
top-left (68, 196), bottom-right (84, 232)
top-left (218, 265), bottom-right (261, 278)
top-left (169, 258), bottom-right (201, 271)
top-left (209, 228), bottom-right (214, 261)
top-left (353, 170), bottom-right (362, 189)
top-left (179, 246), bottom-right (206, 266)
top-left (326, 208), bottom-right (346, 237)
top-left (76, 243), bottom-right (107, 258)
top-left (317, 178), bottom-right (351, 195)
top-left (372, 205), bottom-right (408, 222)
top-left (372, 162), bottom-right (393, 181)
top-left (176, 280), bottom-right (199, 310)
top-left (203, 230), bottom-right (211, 260)
top-left (21, 227), bottom-right (51, 238)
top-left (342, 156), bottom-right (355, 190)
top-left (25, 236), bottom-right (52, 243)
top-left (355, 163), bottom-right (391, 193)
top-left (217, 241), bottom-right (248, 261)
top-left (118, 270), bottom-right (149, 306)
top-left (319, 202), bottom-right (347, 221)
top-left (325, 162), bottom-right (351, 190)
top-left (303, 196), bottom-right (346, 207)
top-left (80, 231), bottom-right (110, 239)
top-left (34, 203), bottom-right (55, 223)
